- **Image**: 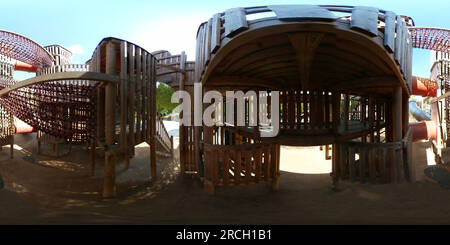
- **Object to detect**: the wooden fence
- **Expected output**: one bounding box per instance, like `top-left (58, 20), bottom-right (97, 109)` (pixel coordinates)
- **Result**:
top-left (203, 142), bottom-right (280, 193)
top-left (334, 128), bottom-right (412, 184)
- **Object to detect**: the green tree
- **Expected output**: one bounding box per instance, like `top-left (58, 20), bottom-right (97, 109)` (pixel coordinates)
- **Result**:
top-left (156, 82), bottom-right (177, 115)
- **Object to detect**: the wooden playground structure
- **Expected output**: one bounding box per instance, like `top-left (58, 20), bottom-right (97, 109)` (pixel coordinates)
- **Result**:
top-left (0, 5), bottom-right (448, 197)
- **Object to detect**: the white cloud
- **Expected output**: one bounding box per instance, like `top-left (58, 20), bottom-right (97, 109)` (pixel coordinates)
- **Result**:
top-left (67, 44), bottom-right (84, 55)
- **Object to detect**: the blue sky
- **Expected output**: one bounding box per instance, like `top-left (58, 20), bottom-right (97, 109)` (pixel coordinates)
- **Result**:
top-left (4, 0), bottom-right (448, 80)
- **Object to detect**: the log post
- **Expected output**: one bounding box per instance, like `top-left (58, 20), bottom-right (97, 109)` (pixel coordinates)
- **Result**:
top-left (179, 52), bottom-right (186, 175)
top-left (344, 94), bottom-right (349, 131)
top-left (369, 96), bottom-right (375, 142)
top-left (271, 143), bottom-right (280, 191)
top-left (150, 57), bottom-right (157, 181)
top-left (90, 139), bottom-right (96, 176)
top-left (392, 85), bottom-right (403, 183)
top-left (103, 41), bottom-right (117, 198)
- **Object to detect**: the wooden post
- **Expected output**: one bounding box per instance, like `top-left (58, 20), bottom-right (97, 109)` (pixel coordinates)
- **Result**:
top-left (179, 52), bottom-right (186, 175)
top-left (332, 143), bottom-right (340, 189)
top-left (369, 96), bottom-right (375, 142)
top-left (90, 139), bottom-right (96, 176)
top-left (150, 57), bottom-right (157, 181)
top-left (332, 90), bottom-right (340, 134)
top-left (9, 135), bottom-right (13, 159)
top-left (37, 131), bottom-right (41, 154)
top-left (344, 94), bottom-right (349, 131)
top-left (103, 41), bottom-right (117, 198)
top-left (392, 85), bottom-right (402, 183)
top-left (170, 135), bottom-right (174, 156)
top-left (119, 41), bottom-right (129, 169)
top-left (271, 143), bottom-right (280, 191)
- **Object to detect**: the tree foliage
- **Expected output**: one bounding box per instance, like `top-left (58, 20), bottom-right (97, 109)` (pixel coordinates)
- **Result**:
top-left (156, 82), bottom-right (177, 115)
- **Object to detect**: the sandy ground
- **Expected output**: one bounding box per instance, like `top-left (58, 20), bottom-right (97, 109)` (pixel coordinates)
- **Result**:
top-left (1, 132), bottom-right (450, 224)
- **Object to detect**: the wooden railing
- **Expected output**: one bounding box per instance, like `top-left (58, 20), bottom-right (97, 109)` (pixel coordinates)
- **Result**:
top-left (279, 89), bottom-right (333, 134)
top-left (155, 113), bottom-right (173, 153)
top-left (203, 142), bottom-right (279, 189)
top-left (180, 125), bottom-right (197, 173)
top-left (37, 64), bottom-right (89, 75)
top-left (335, 127), bottom-right (411, 184)
top-left (196, 5), bottom-right (413, 91)
top-left (334, 140), bottom-right (402, 184)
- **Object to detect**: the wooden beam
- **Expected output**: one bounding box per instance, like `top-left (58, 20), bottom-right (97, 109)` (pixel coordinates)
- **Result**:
top-left (207, 75), bottom-right (279, 89)
top-left (0, 71), bottom-right (118, 97)
top-left (288, 32), bottom-right (324, 90)
top-left (103, 42), bottom-right (117, 198)
top-left (331, 75), bottom-right (398, 89)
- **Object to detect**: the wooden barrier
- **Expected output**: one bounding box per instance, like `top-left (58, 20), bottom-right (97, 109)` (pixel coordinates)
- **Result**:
top-left (203, 142), bottom-right (280, 194)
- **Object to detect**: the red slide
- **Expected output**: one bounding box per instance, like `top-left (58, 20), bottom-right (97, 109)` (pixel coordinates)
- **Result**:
top-left (410, 76), bottom-right (438, 141)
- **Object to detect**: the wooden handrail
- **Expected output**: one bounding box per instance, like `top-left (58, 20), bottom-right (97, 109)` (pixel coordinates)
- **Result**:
top-left (0, 71), bottom-right (119, 97)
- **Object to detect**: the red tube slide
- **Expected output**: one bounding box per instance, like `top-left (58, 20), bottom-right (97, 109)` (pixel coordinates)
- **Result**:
top-left (411, 76), bottom-right (437, 97)
top-left (409, 76), bottom-right (438, 141)
top-left (14, 60), bottom-right (37, 73)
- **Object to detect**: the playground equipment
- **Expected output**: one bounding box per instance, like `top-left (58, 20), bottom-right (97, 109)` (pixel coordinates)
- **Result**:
top-left (171, 5), bottom-right (448, 193)
top-left (0, 31), bottom-right (173, 198)
top-left (0, 4), bottom-right (448, 197)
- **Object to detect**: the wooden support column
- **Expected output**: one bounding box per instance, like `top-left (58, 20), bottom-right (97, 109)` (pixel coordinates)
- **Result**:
top-left (150, 57), bottom-right (157, 181)
top-left (344, 94), bottom-right (349, 131)
top-left (179, 52), bottom-right (186, 175)
top-left (103, 41), bottom-right (117, 198)
top-left (90, 140), bottom-right (96, 176)
top-left (368, 96), bottom-right (375, 142)
top-left (119, 41), bottom-right (129, 169)
top-left (392, 85), bottom-right (403, 183)
top-left (332, 90), bottom-right (340, 134)
top-left (332, 90), bottom-right (340, 189)
top-left (271, 143), bottom-right (280, 191)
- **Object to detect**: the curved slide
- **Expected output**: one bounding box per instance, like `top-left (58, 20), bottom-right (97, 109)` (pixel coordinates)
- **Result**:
top-left (410, 77), bottom-right (438, 141)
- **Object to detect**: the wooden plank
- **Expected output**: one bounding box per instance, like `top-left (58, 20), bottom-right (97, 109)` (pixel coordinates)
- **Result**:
top-left (344, 94), bottom-right (349, 131)
top-left (128, 44), bottom-right (136, 152)
top-left (400, 20), bottom-right (407, 75)
top-left (383, 11), bottom-right (396, 53)
top-left (223, 150), bottom-right (230, 186)
top-left (142, 51), bottom-right (147, 141)
top-left (351, 6), bottom-right (379, 36)
top-left (223, 8), bottom-right (248, 37)
top-left (0, 72), bottom-right (119, 96)
top-left (103, 41), bottom-right (117, 198)
top-left (204, 18), bottom-right (213, 66)
top-left (339, 143), bottom-right (346, 179)
top-left (213, 149), bottom-right (219, 185)
top-left (296, 90), bottom-right (302, 128)
top-left (245, 150), bottom-right (251, 185)
top-left (369, 148), bottom-right (376, 184)
top-left (407, 33), bottom-right (413, 91)
top-left (304, 91), bottom-right (309, 127)
top-left (359, 147), bottom-right (365, 183)
top-left (332, 91), bottom-right (340, 134)
top-left (289, 89), bottom-right (295, 129)
top-left (349, 147), bottom-right (355, 181)
top-left (255, 147), bottom-right (262, 183)
top-left (210, 13), bottom-right (222, 54)
top-left (135, 47), bottom-right (142, 144)
top-left (235, 149), bottom-right (242, 184)
top-left (119, 41), bottom-right (129, 167)
top-left (268, 5), bottom-right (335, 21)
top-left (378, 147), bottom-right (386, 183)
top-left (394, 16), bottom-right (404, 64)
top-left (390, 148), bottom-right (397, 183)
top-left (150, 57), bottom-right (157, 181)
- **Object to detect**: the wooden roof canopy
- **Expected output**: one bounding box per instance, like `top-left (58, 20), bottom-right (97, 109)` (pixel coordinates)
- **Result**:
top-left (195, 5), bottom-right (414, 97)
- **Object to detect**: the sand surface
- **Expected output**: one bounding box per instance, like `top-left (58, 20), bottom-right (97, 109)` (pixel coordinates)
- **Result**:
top-left (1, 133), bottom-right (450, 225)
